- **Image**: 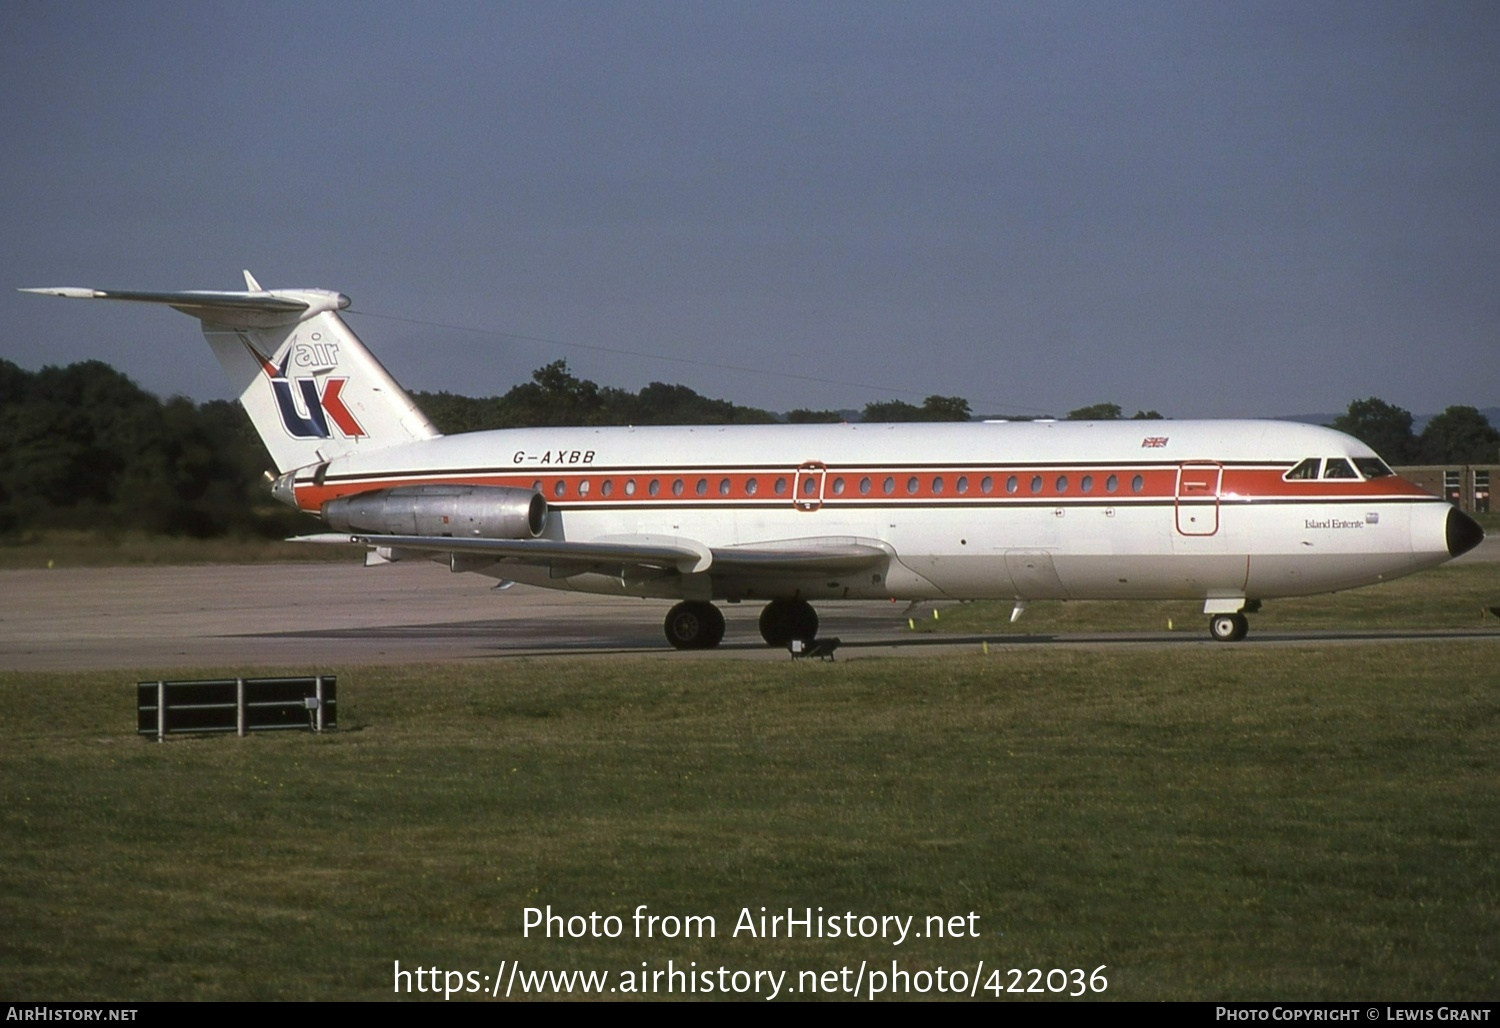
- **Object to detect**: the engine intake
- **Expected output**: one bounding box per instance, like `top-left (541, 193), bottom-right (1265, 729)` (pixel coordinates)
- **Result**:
top-left (323, 485), bottom-right (548, 539)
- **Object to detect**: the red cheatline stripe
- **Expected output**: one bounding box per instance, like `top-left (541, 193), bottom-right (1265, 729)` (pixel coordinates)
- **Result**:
top-left (291, 465), bottom-right (1432, 511)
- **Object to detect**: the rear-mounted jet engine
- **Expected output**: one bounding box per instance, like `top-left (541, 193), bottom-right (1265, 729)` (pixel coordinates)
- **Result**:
top-left (323, 485), bottom-right (548, 539)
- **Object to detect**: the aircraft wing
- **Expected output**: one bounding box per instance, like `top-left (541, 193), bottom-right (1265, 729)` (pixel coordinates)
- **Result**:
top-left (707, 538), bottom-right (893, 574)
top-left (292, 532), bottom-right (891, 578)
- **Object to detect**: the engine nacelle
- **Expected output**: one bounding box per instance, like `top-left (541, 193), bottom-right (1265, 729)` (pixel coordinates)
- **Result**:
top-left (323, 485), bottom-right (548, 539)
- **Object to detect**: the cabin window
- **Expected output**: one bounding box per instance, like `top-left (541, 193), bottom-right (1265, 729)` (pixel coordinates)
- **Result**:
top-left (1284, 458), bottom-right (1321, 481)
top-left (672, 479), bottom-right (685, 496)
top-left (696, 478), bottom-right (708, 495)
top-left (931, 477), bottom-right (944, 494)
top-left (1131, 474), bottom-right (1144, 493)
top-left (981, 476), bottom-right (994, 494)
top-left (578, 479), bottom-right (591, 496)
top-left (553, 480), bottom-right (566, 497)
top-left (803, 477), bottom-right (818, 496)
top-left (746, 477), bottom-right (759, 495)
top-left (1055, 475), bottom-right (1068, 493)
top-left (719, 478), bottom-right (731, 495)
top-left (1080, 475), bottom-right (1093, 493)
top-left (1030, 475), bottom-right (1043, 494)
top-left (832, 477), bottom-right (846, 495)
top-left (1105, 474), bottom-right (1118, 493)
top-left (883, 477), bottom-right (895, 495)
top-left (1354, 458), bottom-right (1394, 479)
top-left (600, 480), bottom-right (613, 497)
top-left (775, 477), bottom-right (788, 495)
top-left (956, 475), bottom-right (969, 494)
top-left (648, 479), bottom-right (660, 496)
top-left (906, 476), bottom-right (920, 495)
top-left (1006, 476), bottom-right (1018, 494)
top-left (625, 479), bottom-right (637, 496)
top-left (859, 477), bottom-right (872, 495)
top-left (1323, 458), bottom-right (1357, 479)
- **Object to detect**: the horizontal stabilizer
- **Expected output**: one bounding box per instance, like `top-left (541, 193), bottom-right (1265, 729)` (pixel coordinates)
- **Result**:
top-left (20, 286), bottom-right (313, 315)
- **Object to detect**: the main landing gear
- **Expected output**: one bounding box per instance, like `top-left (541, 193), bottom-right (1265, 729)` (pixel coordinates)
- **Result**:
top-left (757, 599), bottom-right (818, 647)
top-left (661, 598), bottom-right (821, 650)
top-left (663, 601), bottom-right (725, 650)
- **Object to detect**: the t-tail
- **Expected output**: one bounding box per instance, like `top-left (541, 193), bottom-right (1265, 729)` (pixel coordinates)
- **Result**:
top-left (20, 271), bottom-right (439, 472)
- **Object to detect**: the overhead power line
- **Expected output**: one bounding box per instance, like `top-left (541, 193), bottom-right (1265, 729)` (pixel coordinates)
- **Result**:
top-left (346, 308), bottom-right (1055, 416)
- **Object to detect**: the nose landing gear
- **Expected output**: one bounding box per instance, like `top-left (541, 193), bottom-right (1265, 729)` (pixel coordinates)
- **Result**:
top-left (1208, 612), bottom-right (1249, 642)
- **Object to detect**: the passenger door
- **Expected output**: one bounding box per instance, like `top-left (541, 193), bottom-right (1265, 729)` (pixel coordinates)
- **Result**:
top-left (1175, 461), bottom-right (1222, 536)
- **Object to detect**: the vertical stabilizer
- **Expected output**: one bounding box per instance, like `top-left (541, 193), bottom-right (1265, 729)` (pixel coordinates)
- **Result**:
top-left (20, 278), bottom-right (440, 472)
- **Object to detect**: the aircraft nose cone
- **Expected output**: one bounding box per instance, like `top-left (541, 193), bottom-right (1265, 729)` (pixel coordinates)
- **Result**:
top-left (1446, 508), bottom-right (1485, 558)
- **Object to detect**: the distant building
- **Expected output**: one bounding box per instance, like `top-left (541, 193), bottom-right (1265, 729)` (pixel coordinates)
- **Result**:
top-left (1394, 465), bottom-right (1498, 513)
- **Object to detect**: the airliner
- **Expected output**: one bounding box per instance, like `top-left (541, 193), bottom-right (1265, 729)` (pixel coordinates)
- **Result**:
top-left (23, 274), bottom-right (1484, 648)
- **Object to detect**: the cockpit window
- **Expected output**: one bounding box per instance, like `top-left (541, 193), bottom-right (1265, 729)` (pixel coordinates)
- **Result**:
top-left (1323, 458), bottom-right (1357, 479)
top-left (1353, 458), bottom-right (1394, 479)
top-left (1284, 458), bottom-right (1321, 481)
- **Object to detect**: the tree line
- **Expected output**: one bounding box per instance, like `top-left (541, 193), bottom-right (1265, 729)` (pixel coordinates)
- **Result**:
top-left (1, 356), bottom-right (1495, 539)
top-left (1062, 397), bottom-right (1500, 464)
top-left (0, 359), bottom-right (299, 538)
top-left (413, 360), bottom-right (978, 428)
top-left (1068, 399), bottom-right (1500, 462)
top-left (1327, 397), bottom-right (1500, 465)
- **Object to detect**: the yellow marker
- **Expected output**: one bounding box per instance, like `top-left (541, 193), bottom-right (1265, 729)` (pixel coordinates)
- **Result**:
top-left (982, 641), bottom-right (989, 655)
top-left (908, 618), bottom-right (915, 630)
top-left (933, 609), bottom-right (940, 620)
top-left (1167, 618), bottom-right (1173, 630)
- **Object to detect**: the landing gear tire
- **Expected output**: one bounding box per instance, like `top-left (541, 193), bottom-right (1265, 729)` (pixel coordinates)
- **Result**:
top-left (664, 601), bottom-right (726, 650)
top-left (1209, 612), bottom-right (1249, 643)
top-left (758, 599), bottom-right (819, 647)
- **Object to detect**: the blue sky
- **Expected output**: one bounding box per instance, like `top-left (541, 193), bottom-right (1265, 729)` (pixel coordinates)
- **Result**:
top-left (3, 1), bottom-right (1497, 418)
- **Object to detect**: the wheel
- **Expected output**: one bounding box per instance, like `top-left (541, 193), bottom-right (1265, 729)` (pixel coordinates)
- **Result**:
top-left (1208, 612), bottom-right (1249, 642)
top-left (758, 599), bottom-right (819, 647)
top-left (700, 605), bottom-right (725, 648)
top-left (664, 601), bottom-right (725, 650)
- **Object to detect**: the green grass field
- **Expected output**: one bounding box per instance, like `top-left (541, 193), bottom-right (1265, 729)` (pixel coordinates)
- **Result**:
top-left (0, 530), bottom-right (360, 569)
top-left (2, 640), bottom-right (1496, 1000)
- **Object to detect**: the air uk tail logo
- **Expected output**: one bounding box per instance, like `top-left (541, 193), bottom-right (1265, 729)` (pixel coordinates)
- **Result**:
top-left (241, 335), bottom-right (367, 439)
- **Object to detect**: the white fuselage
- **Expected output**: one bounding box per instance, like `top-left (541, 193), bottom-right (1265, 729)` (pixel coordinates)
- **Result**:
top-left (290, 418), bottom-right (1462, 607)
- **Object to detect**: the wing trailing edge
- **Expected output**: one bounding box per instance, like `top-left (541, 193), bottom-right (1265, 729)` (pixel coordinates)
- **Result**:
top-left (294, 532), bottom-right (892, 578)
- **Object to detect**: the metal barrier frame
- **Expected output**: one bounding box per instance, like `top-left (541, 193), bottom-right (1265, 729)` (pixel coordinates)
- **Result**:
top-left (137, 676), bottom-right (336, 740)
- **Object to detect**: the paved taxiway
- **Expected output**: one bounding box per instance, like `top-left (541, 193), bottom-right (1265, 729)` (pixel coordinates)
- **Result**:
top-left (3, 536), bottom-right (1497, 672)
top-left (0, 561), bottom-right (916, 671)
